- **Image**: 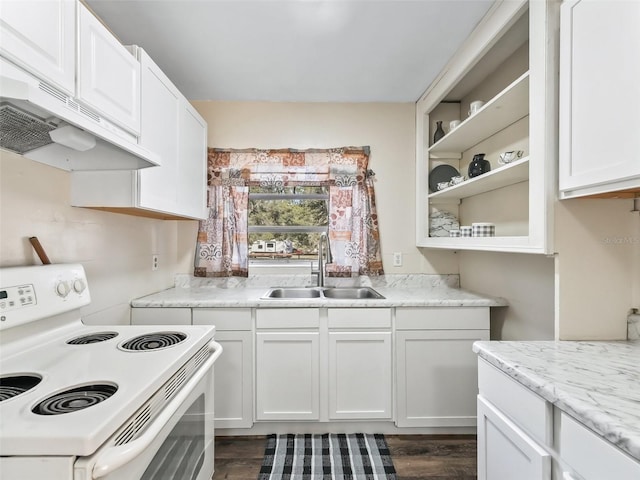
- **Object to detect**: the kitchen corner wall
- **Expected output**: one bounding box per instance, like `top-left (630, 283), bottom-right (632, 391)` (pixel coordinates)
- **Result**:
top-left (458, 197), bottom-right (639, 341)
top-left (554, 198), bottom-right (639, 340)
top-left (459, 251), bottom-right (555, 340)
top-left (0, 150), bottom-right (198, 325)
top-left (191, 100), bottom-right (458, 274)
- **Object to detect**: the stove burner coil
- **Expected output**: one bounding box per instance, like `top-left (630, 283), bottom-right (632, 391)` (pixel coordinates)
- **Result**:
top-left (32, 384), bottom-right (117, 415)
top-left (0, 375), bottom-right (42, 402)
top-left (120, 332), bottom-right (187, 351)
top-left (67, 332), bottom-right (119, 345)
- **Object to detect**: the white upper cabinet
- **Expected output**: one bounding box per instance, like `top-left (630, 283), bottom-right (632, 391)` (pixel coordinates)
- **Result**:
top-left (70, 47), bottom-right (208, 220)
top-left (176, 101), bottom-right (208, 219)
top-left (137, 47), bottom-right (207, 219)
top-left (559, 0), bottom-right (640, 198)
top-left (415, 0), bottom-right (559, 254)
top-left (0, 0), bottom-right (76, 95)
top-left (77, 3), bottom-right (141, 135)
top-left (137, 48), bottom-right (181, 211)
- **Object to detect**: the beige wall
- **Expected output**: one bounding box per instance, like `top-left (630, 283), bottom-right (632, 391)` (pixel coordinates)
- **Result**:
top-left (459, 197), bottom-right (639, 342)
top-left (0, 150), bottom-right (198, 325)
top-left (459, 251), bottom-right (555, 340)
top-left (554, 198), bottom-right (639, 340)
top-left (192, 101), bottom-right (458, 274)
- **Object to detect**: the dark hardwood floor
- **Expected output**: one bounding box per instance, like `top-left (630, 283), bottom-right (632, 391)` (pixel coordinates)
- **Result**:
top-left (212, 434), bottom-right (477, 480)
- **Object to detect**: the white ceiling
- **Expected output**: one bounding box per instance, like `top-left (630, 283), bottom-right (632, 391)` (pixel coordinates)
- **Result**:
top-left (85, 0), bottom-right (494, 103)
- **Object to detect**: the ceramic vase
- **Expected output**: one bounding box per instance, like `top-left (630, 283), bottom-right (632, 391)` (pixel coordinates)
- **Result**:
top-left (433, 121), bottom-right (445, 143)
top-left (468, 153), bottom-right (491, 178)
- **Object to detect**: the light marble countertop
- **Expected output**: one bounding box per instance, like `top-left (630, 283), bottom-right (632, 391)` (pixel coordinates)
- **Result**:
top-left (473, 340), bottom-right (640, 462)
top-left (132, 274), bottom-right (506, 308)
top-left (131, 285), bottom-right (507, 309)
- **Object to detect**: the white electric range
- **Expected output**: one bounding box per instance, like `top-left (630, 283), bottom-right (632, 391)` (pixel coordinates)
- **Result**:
top-left (0, 264), bottom-right (222, 480)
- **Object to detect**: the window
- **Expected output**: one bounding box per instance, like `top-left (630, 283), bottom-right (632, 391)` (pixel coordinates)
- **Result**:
top-left (248, 185), bottom-right (328, 265)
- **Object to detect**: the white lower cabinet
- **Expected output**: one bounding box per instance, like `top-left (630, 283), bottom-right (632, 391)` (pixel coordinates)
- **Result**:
top-left (192, 308), bottom-right (253, 429)
top-left (555, 411), bottom-right (640, 480)
top-left (395, 307), bottom-right (489, 428)
top-left (255, 308), bottom-right (320, 421)
top-left (327, 308), bottom-right (392, 420)
top-left (476, 359), bottom-right (552, 480)
top-left (477, 396), bottom-right (551, 480)
top-left (256, 331), bottom-right (320, 421)
top-left (328, 331), bottom-right (391, 420)
top-left (477, 357), bottom-right (640, 480)
top-left (255, 308), bottom-right (392, 422)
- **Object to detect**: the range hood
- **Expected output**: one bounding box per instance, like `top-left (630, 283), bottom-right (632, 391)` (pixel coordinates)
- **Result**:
top-left (0, 58), bottom-right (159, 171)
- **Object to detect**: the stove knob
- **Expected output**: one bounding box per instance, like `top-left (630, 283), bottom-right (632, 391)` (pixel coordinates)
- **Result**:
top-left (73, 279), bottom-right (86, 294)
top-left (56, 281), bottom-right (70, 298)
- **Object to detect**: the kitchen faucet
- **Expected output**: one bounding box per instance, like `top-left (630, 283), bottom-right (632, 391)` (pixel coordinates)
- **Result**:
top-left (313, 232), bottom-right (332, 287)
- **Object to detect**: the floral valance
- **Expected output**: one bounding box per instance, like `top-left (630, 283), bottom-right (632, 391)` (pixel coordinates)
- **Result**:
top-left (207, 147), bottom-right (372, 187)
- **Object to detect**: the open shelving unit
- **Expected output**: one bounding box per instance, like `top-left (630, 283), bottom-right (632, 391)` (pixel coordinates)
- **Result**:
top-left (415, 0), bottom-right (557, 254)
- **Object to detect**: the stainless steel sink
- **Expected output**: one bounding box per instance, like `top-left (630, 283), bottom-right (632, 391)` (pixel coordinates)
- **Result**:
top-left (262, 288), bottom-right (322, 299)
top-left (261, 286), bottom-right (384, 300)
top-left (322, 287), bottom-right (385, 299)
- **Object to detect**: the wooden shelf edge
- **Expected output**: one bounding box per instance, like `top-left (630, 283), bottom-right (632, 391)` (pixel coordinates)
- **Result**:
top-left (81, 206), bottom-right (201, 221)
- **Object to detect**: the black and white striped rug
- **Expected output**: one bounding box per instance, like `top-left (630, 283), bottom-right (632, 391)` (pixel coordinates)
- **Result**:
top-left (258, 433), bottom-right (397, 480)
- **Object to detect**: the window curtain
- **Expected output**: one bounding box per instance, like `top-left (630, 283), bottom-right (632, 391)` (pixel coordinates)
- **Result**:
top-left (194, 147), bottom-right (384, 277)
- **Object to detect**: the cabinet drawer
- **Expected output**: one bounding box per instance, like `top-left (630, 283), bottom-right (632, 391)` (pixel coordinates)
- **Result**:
top-left (478, 359), bottom-right (551, 445)
top-left (559, 412), bottom-right (640, 480)
top-left (256, 308), bottom-right (319, 329)
top-left (130, 307), bottom-right (191, 325)
top-left (396, 307), bottom-right (489, 330)
top-left (477, 395), bottom-right (551, 480)
top-left (192, 308), bottom-right (252, 330)
top-left (328, 308), bottom-right (391, 329)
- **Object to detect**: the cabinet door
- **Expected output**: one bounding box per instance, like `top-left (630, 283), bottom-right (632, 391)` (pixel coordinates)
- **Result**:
top-left (214, 331), bottom-right (253, 429)
top-left (558, 411), bottom-right (640, 480)
top-left (78, 4), bottom-right (140, 135)
top-left (176, 101), bottom-right (208, 219)
top-left (256, 331), bottom-right (320, 421)
top-left (137, 49), bottom-right (180, 213)
top-left (0, 0), bottom-right (75, 95)
top-left (477, 396), bottom-right (551, 480)
top-left (559, 0), bottom-right (640, 196)
top-left (396, 329), bottom-right (488, 428)
top-left (328, 331), bottom-right (391, 420)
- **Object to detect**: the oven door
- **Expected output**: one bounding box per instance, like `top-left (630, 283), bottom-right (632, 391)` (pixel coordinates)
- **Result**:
top-left (74, 341), bottom-right (222, 480)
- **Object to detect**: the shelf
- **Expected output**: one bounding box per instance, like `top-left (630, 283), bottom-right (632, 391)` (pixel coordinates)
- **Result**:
top-left (417, 236), bottom-right (547, 254)
top-left (428, 72), bottom-right (530, 154)
top-left (429, 157), bottom-right (529, 202)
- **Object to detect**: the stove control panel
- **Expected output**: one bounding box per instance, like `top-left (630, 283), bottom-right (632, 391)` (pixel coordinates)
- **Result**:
top-left (0, 284), bottom-right (36, 312)
top-left (0, 264), bottom-right (91, 330)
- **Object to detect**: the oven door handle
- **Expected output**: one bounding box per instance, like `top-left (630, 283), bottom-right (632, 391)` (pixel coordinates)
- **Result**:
top-left (91, 340), bottom-right (223, 479)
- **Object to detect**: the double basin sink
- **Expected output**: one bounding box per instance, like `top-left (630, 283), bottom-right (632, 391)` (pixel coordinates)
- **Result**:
top-left (262, 286), bottom-right (385, 300)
